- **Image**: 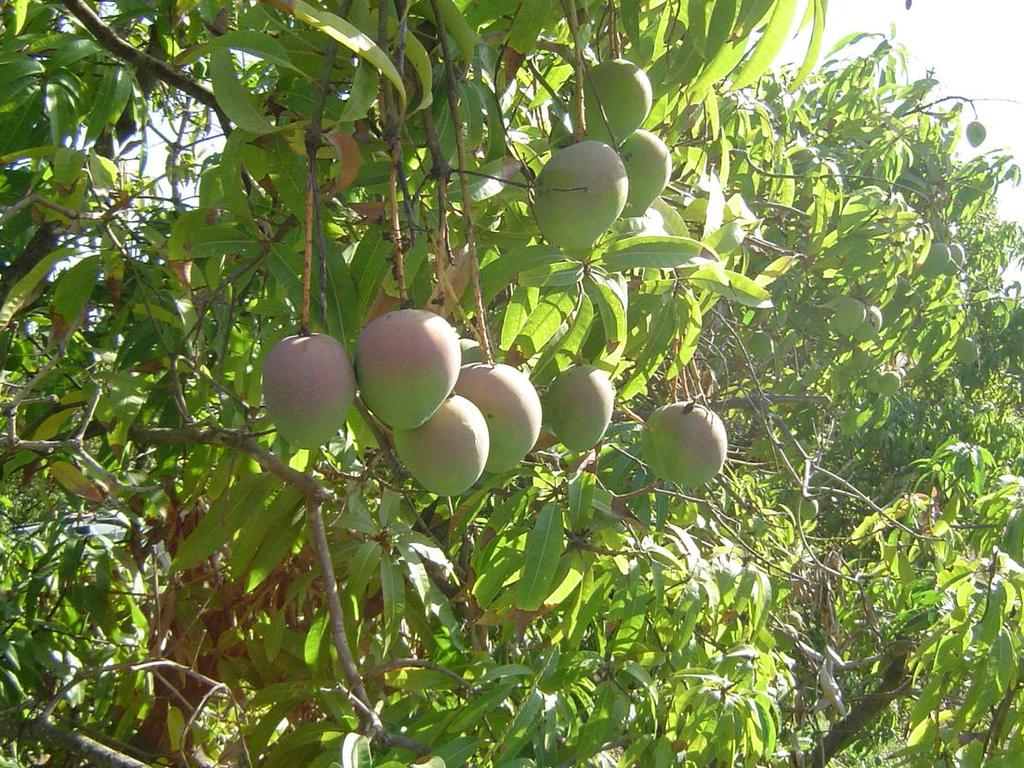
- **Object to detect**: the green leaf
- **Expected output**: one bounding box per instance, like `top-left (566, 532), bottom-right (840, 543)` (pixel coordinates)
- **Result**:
top-left (686, 40), bottom-right (745, 102)
top-left (689, 262), bottom-right (773, 308)
top-left (338, 62), bottom-right (379, 123)
top-left (0, 247), bottom-right (71, 331)
top-left (167, 706), bottom-right (186, 752)
top-left (577, 681), bottom-right (626, 758)
top-left (85, 67), bottom-right (133, 143)
top-left (497, 689), bottom-right (543, 760)
top-left (210, 50), bottom-right (275, 134)
top-left (584, 272), bottom-right (629, 368)
top-left (220, 129), bottom-right (257, 230)
top-left (51, 255), bottom-right (100, 326)
top-left (265, 609), bottom-right (286, 662)
top-left (730, 0), bottom-right (798, 90)
top-left (171, 474), bottom-right (279, 572)
top-left (994, 631), bottom-right (1017, 693)
top-left (792, 0), bottom-right (826, 88)
top-left (500, 285), bottom-right (536, 352)
top-left (481, 246), bottom-right (563, 303)
top-left (703, 221), bottom-right (746, 255)
top-left (304, 611), bottom-right (328, 668)
top-left (403, 30), bottom-right (434, 113)
top-left (599, 235), bottom-right (710, 271)
top-left (230, 486), bottom-right (301, 576)
top-left (705, 0), bottom-right (740, 61)
top-left (88, 153), bottom-right (118, 190)
top-left (516, 503), bottom-right (564, 611)
top-left (431, 0), bottom-right (480, 62)
top-left (507, 0), bottom-right (554, 54)
top-left (182, 30), bottom-right (299, 73)
top-left (380, 555), bottom-right (405, 649)
top-left (47, 37), bottom-right (103, 70)
top-left (188, 225), bottom-right (262, 260)
top-left (245, 523), bottom-right (300, 592)
top-left (266, 135), bottom-right (308, 219)
top-left (13, 0), bottom-right (28, 34)
top-left (512, 290), bottom-right (577, 359)
top-left (463, 157), bottom-right (522, 202)
top-left (282, 0), bottom-right (406, 108)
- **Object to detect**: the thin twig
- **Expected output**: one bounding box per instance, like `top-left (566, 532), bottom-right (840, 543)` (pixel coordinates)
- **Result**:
top-left (60, 0), bottom-right (231, 134)
top-left (559, 0), bottom-right (587, 140)
top-left (429, 0), bottom-right (493, 363)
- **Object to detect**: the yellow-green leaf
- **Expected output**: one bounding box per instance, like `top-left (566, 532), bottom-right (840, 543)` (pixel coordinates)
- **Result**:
top-left (277, 0), bottom-right (406, 108)
top-left (516, 503), bottom-right (564, 611)
top-left (210, 49), bottom-right (275, 134)
top-left (731, 0), bottom-right (798, 91)
top-left (49, 461), bottom-right (105, 502)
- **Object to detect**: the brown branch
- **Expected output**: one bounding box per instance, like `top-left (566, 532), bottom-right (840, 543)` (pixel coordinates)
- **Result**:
top-left (982, 681), bottom-right (1022, 759)
top-left (305, 499), bottom-right (381, 732)
top-left (808, 651), bottom-right (911, 768)
top-left (381, 0), bottom-right (409, 306)
top-left (126, 427), bottom-right (426, 753)
top-left (126, 426), bottom-right (329, 500)
top-left (305, 31), bottom-right (339, 332)
top-left (0, 711), bottom-right (149, 768)
top-left (60, 0), bottom-right (231, 133)
top-left (301, 163), bottom-right (315, 332)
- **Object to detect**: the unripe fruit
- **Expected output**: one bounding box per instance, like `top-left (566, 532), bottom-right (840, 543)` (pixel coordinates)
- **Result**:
top-left (920, 242), bottom-right (953, 278)
top-left (543, 365), bottom-right (615, 451)
top-left (355, 309), bottom-right (460, 429)
top-left (533, 141), bottom-right (628, 252)
top-left (459, 338), bottom-right (483, 365)
top-left (831, 297), bottom-right (866, 337)
top-left (643, 403), bottom-right (728, 487)
top-left (619, 129), bottom-right (672, 216)
top-left (747, 330), bottom-right (774, 362)
top-left (584, 59), bottom-right (653, 146)
top-left (867, 370), bottom-right (902, 396)
top-left (955, 337), bottom-right (979, 365)
top-left (262, 334), bottom-right (355, 448)
top-left (790, 494), bottom-right (819, 519)
top-left (455, 363), bottom-right (543, 472)
top-left (393, 395), bottom-right (489, 496)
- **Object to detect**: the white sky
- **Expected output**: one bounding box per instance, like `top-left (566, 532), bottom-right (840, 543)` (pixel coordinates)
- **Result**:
top-left (781, 0), bottom-right (1024, 226)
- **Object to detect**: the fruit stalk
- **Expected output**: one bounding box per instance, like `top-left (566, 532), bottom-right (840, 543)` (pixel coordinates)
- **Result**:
top-left (302, 31), bottom-right (340, 332)
top-left (429, 0), bottom-right (493, 363)
top-left (381, 0), bottom-right (409, 304)
top-left (559, 0), bottom-right (587, 140)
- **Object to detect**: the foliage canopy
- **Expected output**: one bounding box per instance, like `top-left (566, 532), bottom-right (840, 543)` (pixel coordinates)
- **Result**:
top-left (2, 1), bottom-right (1024, 767)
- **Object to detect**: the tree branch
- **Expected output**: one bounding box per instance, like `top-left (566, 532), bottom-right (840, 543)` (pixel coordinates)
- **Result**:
top-left (0, 711), bottom-right (149, 768)
top-left (60, 0), bottom-right (232, 133)
top-left (712, 393), bottom-right (833, 410)
top-left (809, 651), bottom-right (911, 768)
top-left (126, 425), bottom-right (329, 500)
